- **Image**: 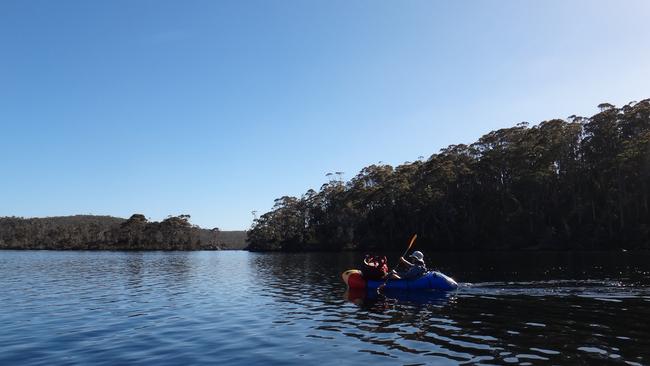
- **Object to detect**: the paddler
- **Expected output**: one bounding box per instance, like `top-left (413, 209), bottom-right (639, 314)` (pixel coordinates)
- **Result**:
top-left (387, 251), bottom-right (427, 280)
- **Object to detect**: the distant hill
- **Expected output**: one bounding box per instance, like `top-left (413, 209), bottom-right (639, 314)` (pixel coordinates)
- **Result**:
top-left (0, 215), bottom-right (247, 251)
top-left (215, 230), bottom-right (247, 250)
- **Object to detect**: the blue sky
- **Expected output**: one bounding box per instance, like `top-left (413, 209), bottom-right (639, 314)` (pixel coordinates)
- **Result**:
top-left (1, 0), bottom-right (649, 230)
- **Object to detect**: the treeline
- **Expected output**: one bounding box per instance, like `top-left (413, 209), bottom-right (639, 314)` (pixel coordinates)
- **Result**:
top-left (0, 214), bottom-right (244, 250)
top-left (248, 99), bottom-right (650, 251)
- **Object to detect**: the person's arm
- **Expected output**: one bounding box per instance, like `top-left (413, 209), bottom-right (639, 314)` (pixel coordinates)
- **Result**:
top-left (400, 257), bottom-right (413, 267)
top-left (388, 270), bottom-right (402, 280)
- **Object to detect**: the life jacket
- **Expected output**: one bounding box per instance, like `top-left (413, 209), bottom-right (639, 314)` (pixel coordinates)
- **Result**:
top-left (361, 255), bottom-right (388, 280)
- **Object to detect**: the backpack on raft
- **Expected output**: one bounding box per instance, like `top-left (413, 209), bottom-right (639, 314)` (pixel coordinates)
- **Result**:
top-left (362, 255), bottom-right (388, 280)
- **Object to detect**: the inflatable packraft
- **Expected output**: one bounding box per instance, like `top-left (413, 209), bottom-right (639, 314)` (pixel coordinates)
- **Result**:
top-left (342, 269), bottom-right (458, 291)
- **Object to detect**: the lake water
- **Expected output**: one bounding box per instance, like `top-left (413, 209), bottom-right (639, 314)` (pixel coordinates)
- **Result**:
top-left (1, 250), bottom-right (649, 365)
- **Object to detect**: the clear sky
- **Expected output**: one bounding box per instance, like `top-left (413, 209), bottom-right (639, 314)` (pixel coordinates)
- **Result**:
top-left (1, 0), bottom-right (649, 230)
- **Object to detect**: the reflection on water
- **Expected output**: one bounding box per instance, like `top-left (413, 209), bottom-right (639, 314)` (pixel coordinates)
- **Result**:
top-left (0, 250), bottom-right (649, 365)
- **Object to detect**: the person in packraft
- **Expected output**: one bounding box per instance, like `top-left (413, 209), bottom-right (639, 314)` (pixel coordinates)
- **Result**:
top-left (362, 254), bottom-right (388, 280)
top-left (388, 250), bottom-right (427, 280)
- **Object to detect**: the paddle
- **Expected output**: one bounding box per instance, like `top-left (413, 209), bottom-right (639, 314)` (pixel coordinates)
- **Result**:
top-left (377, 233), bottom-right (417, 293)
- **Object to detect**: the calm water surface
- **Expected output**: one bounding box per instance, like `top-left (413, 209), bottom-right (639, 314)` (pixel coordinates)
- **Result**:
top-left (1, 250), bottom-right (649, 365)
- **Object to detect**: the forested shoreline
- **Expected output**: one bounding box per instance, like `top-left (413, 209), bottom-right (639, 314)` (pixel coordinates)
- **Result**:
top-left (248, 100), bottom-right (650, 252)
top-left (0, 215), bottom-right (247, 250)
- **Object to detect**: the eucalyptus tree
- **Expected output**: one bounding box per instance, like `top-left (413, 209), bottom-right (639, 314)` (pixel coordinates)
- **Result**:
top-left (247, 99), bottom-right (650, 251)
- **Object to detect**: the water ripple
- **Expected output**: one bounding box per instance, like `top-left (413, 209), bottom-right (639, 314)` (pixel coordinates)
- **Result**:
top-left (1, 250), bottom-right (649, 365)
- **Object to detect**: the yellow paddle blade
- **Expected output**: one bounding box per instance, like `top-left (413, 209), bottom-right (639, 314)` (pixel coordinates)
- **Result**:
top-left (407, 234), bottom-right (417, 250)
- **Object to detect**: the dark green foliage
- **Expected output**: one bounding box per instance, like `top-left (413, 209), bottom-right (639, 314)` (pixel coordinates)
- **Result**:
top-left (248, 99), bottom-right (650, 251)
top-left (0, 214), bottom-right (247, 250)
